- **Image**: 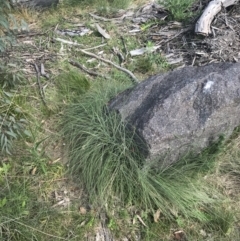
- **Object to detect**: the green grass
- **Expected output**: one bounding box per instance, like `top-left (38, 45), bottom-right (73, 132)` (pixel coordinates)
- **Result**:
top-left (60, 78), bottom-right (230, 226)
top-left (64, 0), bottom-right (131, 16)
top-left (0, 138), bottom-right (94, 241)
top-left (55, 69), bottom-right (90, 103)
top-left (2, 0), bottom-right (240, 240)
top-left (160, 0), bottom-right (196, 21)
top-left (135, 53), bottom-right (170, 74)
top-left (95, 0), bottom-right (131, 17)
top-left (61, 79), bottom-right (139, 204)
top-left (59, 77), bottom-right (240, 239)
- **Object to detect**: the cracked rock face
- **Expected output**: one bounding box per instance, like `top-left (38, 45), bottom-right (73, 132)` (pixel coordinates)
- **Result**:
top-left (109, 63), bottom-right (240, 165)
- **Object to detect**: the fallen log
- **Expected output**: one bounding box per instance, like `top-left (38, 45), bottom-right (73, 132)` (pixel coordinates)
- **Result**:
top-left (195, 0), bottom-right (238, 36)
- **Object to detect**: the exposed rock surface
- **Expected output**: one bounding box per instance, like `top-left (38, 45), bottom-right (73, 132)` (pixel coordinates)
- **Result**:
top-left (109, 63), bottom-right (240, 164)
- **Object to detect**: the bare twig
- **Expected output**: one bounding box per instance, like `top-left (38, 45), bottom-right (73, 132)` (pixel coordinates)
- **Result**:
top-left (31, 63), bottom-right (47, 106)
top-left (80, 48), bottom-right (139, 83)
top-left (136, 215), bottom-right (147, 227)
top-left (120, 36), bottom-right (129, 57)
top-left (112, 47), bottom-right (125, 65)
top-left (17, 32), bottom-right (47, 38)
top-left (164, 27), bottom-right (191, 44)
top-left (54, 37), bottom-right (139, 83)
top-left (69, 60), bottom-right (110, 80)
top-left (40, 63), bottom-right (49, 79)
top-left (83, 43), bottom-right (107, 51)
top-left (89, 12), bottom-right (123, 22)
top-left (54, 37), bottom-right (84, 46)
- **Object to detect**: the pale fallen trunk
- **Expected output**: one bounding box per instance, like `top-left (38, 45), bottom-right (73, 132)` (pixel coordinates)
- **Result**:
top-left (195, 0), bottom-right (238, 36)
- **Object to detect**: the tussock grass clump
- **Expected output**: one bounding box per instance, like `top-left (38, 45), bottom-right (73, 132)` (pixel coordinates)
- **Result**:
top-left (56, 70), bottom-right (90, 102)
top-left (61, 79), bottom-right (224, 221)
top-left (61, 80), bottom-right (141, 204)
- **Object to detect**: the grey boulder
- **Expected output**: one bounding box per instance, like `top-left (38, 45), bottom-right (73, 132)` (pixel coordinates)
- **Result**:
top-left (109, 63), bottom-right (240, 164)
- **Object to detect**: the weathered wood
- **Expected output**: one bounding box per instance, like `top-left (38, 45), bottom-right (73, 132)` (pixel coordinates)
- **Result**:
top-left (195, 0), bottom-right (238, 36)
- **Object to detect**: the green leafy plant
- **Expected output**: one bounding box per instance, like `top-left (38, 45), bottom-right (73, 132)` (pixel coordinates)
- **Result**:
top-left (0, 197), bottom-right (7, 208)
top-left (0, 0), bottom-right (15, 51)
top-left (0, 1), bottom-right (29, 155)
top-left (0, 163), bottom-right (10, 183)
top-left (0, 90), bottom-right (29, 154)
top-left (0, 63), bottom-right (25, 88)
top-left (0, 0), bottom-right (28, 50)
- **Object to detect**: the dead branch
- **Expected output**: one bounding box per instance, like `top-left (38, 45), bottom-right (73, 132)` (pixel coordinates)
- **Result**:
top-left (54, 37), bottom-right (139, 84)
top-left (89, 12), bottom-right (124, 22)
top-left (195, 0), bottom-right (239, 36)
top-left (31, 63), bottom-right (47, 106)
top-left (80, 49), bottom-right (139, 83)
top-left (69, 60), bottom-right (110, 80)
top-left (54, 37), bottom-right (84, 46)
top-left (83, 43), bottom-right (107, 51)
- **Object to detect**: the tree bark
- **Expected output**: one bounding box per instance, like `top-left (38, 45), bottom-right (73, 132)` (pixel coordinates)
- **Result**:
top-left (195, 0), bottom-right (238, 36)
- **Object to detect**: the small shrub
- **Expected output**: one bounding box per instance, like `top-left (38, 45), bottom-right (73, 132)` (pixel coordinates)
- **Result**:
top-left (0, 1), bottom-right (29, 155)
top-left (0, 0), bottom-right (15, 51)
top-left (0, 63), bottom-right (28, 155)
top-left (0, 0), bottom-right (28, 51)
top-left (0, 63), bottom-right (24, 88)
top-left (0, 90), bottom-right (28, 154)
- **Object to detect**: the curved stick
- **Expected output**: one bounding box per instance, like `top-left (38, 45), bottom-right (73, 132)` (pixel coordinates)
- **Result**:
top-left (195, 0), bottom-right (238, 36)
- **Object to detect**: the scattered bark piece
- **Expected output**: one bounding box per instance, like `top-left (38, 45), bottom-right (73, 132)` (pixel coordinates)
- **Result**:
top-left (53, 37), bottom-right (84, 46)
top-left (130, 45), bottom-right (161, 56)
top-left (79, 207), bottom-right (87, 215)
top-left (153, 209), bottom-right (161, 222)
top-left (173, 230), bottom-right (186, 240)
top-left (95, 23), bottom-right (111, 39)
top-left (136, 215), bottom-right (147, 227)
